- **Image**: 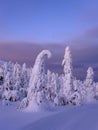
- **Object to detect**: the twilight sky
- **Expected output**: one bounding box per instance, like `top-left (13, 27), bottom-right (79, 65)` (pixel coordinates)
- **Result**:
top-left (0, 0), bottom-right (98, 43)
top-left (0, 0), bottom-right (98, 80)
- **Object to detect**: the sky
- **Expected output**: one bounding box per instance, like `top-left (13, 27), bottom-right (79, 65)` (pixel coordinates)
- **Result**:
top-left (0, 0), bottom-right (98, 43)
top-left (0, 0), bottom-right (98, 80)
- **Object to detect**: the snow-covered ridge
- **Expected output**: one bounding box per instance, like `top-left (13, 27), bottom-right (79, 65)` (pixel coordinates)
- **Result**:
top-left (0, 47), bottom-right (98, 112)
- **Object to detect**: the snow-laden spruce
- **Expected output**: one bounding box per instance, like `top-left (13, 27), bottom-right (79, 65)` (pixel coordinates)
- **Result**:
top-left (19, 50), bottom-right (52, 111)
top-left (62, 46), bottom-right (73, 102)
top-left (60, 46), bottom-right (82, 105)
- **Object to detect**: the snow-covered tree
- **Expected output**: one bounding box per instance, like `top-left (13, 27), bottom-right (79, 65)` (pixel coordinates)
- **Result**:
top-left (19, 50), bottom-right (51, 111)
top-left (62, 46), bottom-right (73, 102)
top-left (2, 72), bottom-right (12, 100)
top-left (47, 72), bottom-right (56, 102)
top-left (83, 67), bottom-right (95, 103)
top-left (46, 71), bottom-right (62, 106)
top-left (13, 63), bottom-right (22, 90)
top-left (46, 72), bottom-right (59, 103)
top-left (3, 62), bottom-right (8, 78)
top-left (69, 79), bottom-right (82, 105)
top-left (4, 72), bottom-right (13, 91)
top-left (85, 67), bottom-right (94, 86)
top-left (19, 63), bottom-right (29, 99)
top-left (21, 63), bottom-right (28, 88)
top-left (2, 69), bottom-right (20, 103)
top-left (95, 82), bottom-right (98, 100)
top-left (55, 75), bottom-right (67, 106)
top-left (49, 73), bottom-right (63, 106)
top-left (45, 70), bottom-right (52, 100)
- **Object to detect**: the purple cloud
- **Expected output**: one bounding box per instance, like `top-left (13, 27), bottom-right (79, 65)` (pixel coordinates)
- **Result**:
top-left (71, 26), bottom-right (98, 46)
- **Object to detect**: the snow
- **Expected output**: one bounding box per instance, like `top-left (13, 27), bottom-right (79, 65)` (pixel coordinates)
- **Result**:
top-left (24, 103), bottom-right (98, 130)
top-left (25, 98), bottom-right (54, 112)
top-left (0, 102), bottom-right (98, 130)
top-left (0, 102), bottom-right (52, 130)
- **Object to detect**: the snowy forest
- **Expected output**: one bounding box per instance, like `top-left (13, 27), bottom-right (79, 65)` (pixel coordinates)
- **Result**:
top-left (0, 46), bottom-right (98, 111)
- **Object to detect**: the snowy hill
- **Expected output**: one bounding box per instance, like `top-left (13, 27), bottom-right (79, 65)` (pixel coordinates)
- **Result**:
top-left (0, 102), bottom-right (98, 130)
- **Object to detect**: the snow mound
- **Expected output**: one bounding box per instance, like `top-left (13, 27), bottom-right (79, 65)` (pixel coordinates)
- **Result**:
top-left (24, 98), bottom-right (54, 112)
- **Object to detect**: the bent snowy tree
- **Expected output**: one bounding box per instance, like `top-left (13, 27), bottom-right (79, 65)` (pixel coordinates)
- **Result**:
top-left (19, 50), bottom-right (51, 111)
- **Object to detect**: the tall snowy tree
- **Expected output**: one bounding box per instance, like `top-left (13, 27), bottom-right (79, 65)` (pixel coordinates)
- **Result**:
top-left (19, 50), bottom-right (51, 111)
top-left (62, 46), bottom-right (73, 102)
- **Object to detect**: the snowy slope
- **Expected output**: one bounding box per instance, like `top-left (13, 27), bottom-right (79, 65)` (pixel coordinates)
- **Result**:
top-left (24, 103), bottom-right (98, 130)
top-left (0, 102), bottom-right (56, 130)
top-left (0, 102), bottom-right (98, 130)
